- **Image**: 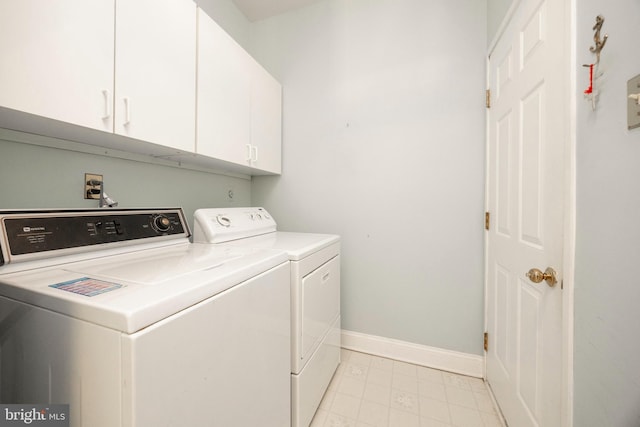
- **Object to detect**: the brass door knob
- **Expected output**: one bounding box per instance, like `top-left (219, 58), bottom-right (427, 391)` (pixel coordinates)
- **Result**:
top-left (526, 267), bottom-right (558, 287)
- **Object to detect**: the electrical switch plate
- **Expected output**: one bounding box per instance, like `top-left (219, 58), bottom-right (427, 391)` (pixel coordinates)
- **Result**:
top-left (84, 173), bottom-right (103, 200)
top-left (627, 74), bottom-right (640, 130)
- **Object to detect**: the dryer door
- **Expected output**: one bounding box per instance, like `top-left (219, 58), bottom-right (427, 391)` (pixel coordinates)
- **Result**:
top-left (301, 256), bottom-right (340, 363)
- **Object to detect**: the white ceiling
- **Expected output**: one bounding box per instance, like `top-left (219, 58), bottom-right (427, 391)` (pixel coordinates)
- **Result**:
top-left (232, 0), bottom-right (325, 21)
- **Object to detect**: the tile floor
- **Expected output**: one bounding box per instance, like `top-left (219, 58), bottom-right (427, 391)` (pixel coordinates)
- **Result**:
top-left (310, 349), bottom-right (504, 427)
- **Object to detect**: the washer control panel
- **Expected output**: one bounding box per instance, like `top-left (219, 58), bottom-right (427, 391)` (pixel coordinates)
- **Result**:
top-left (0, 208), bottom-right (189, 266)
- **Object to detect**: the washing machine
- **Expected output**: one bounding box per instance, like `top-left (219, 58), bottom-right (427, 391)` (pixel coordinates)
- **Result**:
top-left (193, 207), bottom-right (340, 427)
top-left (0, 208), bottom-right (291, 427)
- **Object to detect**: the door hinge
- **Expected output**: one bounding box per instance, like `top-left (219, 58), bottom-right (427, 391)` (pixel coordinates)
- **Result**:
top-left (486, 89), bottom-right (491, 108)
top-left (485, 212), bottom-right (490, 230)
top-left (484, 332), bottom-right (489, 351)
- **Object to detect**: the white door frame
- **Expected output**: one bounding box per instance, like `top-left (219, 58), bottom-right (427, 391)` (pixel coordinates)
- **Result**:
top-left (484, 0), bottom-right (576, 426)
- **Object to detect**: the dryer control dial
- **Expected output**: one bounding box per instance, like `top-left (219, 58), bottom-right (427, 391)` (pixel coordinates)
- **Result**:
top-left (216, 214), bottom-right (231, 227)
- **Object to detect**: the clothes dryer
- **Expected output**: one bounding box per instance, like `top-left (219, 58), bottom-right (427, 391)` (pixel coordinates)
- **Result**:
top-left (194, 207), bottom-right (340, 427)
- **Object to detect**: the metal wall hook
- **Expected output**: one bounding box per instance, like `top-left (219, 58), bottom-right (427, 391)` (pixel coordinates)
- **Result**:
top-left (589, 15), bottom-right (608, 64)
top-left (583, 15), bottom-right (608, 111)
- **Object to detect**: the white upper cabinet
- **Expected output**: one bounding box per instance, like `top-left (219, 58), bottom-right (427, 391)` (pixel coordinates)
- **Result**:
top-left (0, 2), bottom-right (279, 175)
top-left (249, 58), bottom-right (282, 174)
top-left (115, 0), bottom-right (196, 152)
top-left (197, 9), bottom-right (251, 166)
top-left (197, 9), bottom-right (281, 174)
top-left (0, 0), bottom-right (115, 132)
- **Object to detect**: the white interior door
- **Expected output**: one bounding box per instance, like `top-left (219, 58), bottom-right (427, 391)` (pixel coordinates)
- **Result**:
top-left (486, 0), bottom-right (568, 426)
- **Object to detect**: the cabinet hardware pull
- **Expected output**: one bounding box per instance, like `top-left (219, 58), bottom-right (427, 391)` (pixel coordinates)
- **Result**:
top-left (252, 145), bottom-right (258, 162)
top-left (246, 144), bottom-right (252, 162)
top-left (102, 89), bottom-right (111, 120)
top-left (123, 97), bottom-right (131, 125)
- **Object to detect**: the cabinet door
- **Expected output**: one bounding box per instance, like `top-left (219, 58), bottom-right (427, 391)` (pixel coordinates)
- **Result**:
top-left (250, 59), bottom-right (282, 174)
top-left (196, 9), bottom-right (251, 165)
top-left (115, 0), bottom-right (196, 152)
top-left (0, 0), bottom-right (114, 132)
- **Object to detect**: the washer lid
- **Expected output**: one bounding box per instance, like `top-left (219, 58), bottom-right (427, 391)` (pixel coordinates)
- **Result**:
top-left (0, 243), bottom-right (288, 333)
top-left (64, 244), bottom-right (242, 285)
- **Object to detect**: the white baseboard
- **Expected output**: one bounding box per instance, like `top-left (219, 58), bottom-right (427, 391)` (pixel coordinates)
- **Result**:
top-left (341, 329), bottom-right (484, 378)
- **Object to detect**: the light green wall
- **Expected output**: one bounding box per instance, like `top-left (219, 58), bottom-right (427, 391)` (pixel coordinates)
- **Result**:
top-left (574, 1), bottom-right (640, 425)
top-left (196, 0), bottom-right (252, 49)
top-left (0, 133), bottom-right (250, 233)
top-left (251, 0), bottom-right (487, 355)
top-left (487, 0), bottom-right (513, 44)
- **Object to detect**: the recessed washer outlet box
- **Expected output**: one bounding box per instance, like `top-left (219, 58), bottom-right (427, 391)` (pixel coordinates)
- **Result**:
top-left (85, 173), bottom-right (103, 200)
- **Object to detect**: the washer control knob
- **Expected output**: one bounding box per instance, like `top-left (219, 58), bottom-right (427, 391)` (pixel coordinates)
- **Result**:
top-left (153, 215), bottom-right (171, 232)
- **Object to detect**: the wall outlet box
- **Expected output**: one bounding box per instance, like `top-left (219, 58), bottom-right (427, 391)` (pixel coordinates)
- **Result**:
top-left (627, 74), bottom-right (640, 130)
top-left (85, 173), bottom-right (103, 200)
